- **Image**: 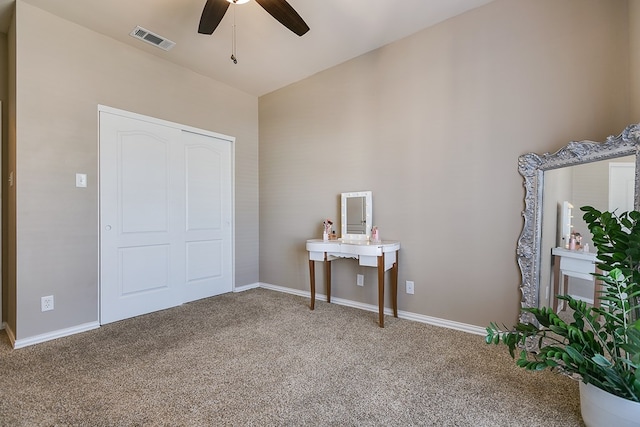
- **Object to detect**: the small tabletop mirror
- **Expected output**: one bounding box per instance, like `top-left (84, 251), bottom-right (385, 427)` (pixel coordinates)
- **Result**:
top-left (341, 191), bottom-right (372, 241)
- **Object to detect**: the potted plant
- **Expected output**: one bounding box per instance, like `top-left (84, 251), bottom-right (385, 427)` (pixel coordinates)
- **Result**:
top-left (486, 206), bottom-right (640, 426)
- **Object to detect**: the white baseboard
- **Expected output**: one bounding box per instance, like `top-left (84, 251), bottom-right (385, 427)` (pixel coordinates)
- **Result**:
top-left (256, 282), bottom-right (486, 336)
top-left (233, 283), bottom-right (260, 293)
top-left (6, 283), bottom-right (485, 349)
top-left (12, 322), bottom-right (100, 349)
top-left (258, 282), bottom-right (311, 298)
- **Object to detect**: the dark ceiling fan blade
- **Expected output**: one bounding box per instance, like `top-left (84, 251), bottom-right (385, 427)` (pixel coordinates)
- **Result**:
top-left (198, 0), bottom-right (230, 35)
top-left (254, 0), bottom-right (310, 36)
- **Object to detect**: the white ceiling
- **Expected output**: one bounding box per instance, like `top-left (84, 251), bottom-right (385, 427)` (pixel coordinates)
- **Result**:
top-left (7, 0), bottom-right (494, 96)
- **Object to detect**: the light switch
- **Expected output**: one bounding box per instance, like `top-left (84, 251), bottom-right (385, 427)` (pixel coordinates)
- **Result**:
top-left (76, 173), bottom-right (87, 188)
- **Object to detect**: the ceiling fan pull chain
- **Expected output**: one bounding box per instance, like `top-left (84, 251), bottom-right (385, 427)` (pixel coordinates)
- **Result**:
top-left (230, 3), bottom-right (238, 64)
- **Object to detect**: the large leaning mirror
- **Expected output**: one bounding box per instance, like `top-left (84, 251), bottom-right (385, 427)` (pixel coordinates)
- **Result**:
top-left (518, 124), bottom-right (640, 324)
top-left (341, 191), bottom-right (372, 241)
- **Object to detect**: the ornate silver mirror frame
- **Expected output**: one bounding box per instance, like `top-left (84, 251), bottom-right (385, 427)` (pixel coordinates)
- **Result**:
top-left (517, 123), bottom-right (640, 323)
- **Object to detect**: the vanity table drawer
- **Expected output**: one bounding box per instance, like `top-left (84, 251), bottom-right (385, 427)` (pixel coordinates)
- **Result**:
top-left (338, 243), bottom-right (382, 257)
top-left (308, 251), bottom-right (326, 262)
top-left (560, 256), bottom-right (595, 275)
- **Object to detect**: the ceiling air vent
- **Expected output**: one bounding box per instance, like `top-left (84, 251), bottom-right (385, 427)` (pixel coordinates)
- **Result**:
top-left (130, 26), bottom-right (176, 51)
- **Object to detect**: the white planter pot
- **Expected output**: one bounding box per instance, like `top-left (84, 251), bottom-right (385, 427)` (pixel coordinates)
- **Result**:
top-left (579, 381), bottom-right (640, 427)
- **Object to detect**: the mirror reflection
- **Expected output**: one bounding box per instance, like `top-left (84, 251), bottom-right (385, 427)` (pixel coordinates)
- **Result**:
top-left (517, 123), bottom-right (640, 325)
top-left (341, 191), bottom-right (372, 241)
top-left (346, 196), bottom-right (366, 234)
top-left (540, 156), bottom-right (635, 308)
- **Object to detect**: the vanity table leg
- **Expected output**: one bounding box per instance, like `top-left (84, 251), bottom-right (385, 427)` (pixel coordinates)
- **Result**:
top-left (552, 255), bottom-right (560, 313)
top-left (308, 259), bottom-right (315, 310)
top-left (561, 275), bottom-right (569, 311)
top-left (378, 254), bottom-right (385, 328)
top-left (593, 267), bottom-right (602, 309)
top-left (324, 253), bottom-right (332, 304)
top-left (391, 250), bottom-right (398, 318)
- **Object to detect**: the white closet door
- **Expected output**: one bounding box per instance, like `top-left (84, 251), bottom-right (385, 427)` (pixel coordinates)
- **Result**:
top-left (182, 130), bottom-right (233, 303)
top-left (100, 113), bottom-right (183, 324)
top-left (100, 111), bottom-right (233, 324)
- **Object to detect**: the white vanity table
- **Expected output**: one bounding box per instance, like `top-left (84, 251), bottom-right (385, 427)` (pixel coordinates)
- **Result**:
top-left (306, 239), bottom-right (400, 327)
top-left (551, 247), bottom-right (601, 312)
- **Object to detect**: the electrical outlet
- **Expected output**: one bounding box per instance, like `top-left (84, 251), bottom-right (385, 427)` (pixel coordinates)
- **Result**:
top-left (41, 295), bottom-right (54, 312)
top-left (75, 173), bottom-right (87, 188)
top-left (406, 281), bottom-right (415, 295)
top-left (357, 274), bottom-right (364, 287)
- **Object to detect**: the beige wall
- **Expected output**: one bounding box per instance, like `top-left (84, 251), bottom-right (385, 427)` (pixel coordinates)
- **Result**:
top-left (5, 9), bottom-right (15, 332)
top-left (540, 167), bottom-right (571, 307)
top-left (631, 0), bottom-right (640, 121)
top-left (11, 1), bottom-right (259, 340)
top-left (0, 30), bottom-right (6, 323)
top-left (258, 0), bottom-right (631, 327)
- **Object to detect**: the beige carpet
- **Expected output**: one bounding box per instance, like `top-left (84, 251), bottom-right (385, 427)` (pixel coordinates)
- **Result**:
top-left (0, 288), bottom-right (582, 426)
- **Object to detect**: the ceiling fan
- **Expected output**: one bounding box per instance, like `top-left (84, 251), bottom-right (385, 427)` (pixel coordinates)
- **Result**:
top-left (198, 0), bottom-right (310, 37)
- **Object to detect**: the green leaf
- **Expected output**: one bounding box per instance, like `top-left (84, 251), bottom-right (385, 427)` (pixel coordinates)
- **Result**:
top-left (487, 205), bottom-right (640, 400)
top-left (592, 354), bottom-right (612, 367)
top-left (565, 345), bottom-right (585, 364)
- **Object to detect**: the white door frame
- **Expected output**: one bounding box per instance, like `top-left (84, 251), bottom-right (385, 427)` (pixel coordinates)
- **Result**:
top-left (97, 105), bottom-right (235, 321)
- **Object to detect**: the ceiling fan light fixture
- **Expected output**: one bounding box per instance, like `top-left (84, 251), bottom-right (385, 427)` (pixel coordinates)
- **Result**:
top-left (199, 0), bottom-right (309, 36)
